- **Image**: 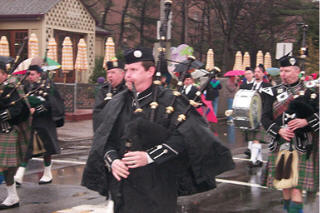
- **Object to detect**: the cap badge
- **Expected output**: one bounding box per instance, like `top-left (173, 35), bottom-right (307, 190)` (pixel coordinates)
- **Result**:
top-left (113, 61), bottom-right (118, 67)
top-left (277, 88), bottom-right (284, 94)
top-left (289, 58), bottom-right (296, 66)
top-left (133, 50), bottom-right (142, 58)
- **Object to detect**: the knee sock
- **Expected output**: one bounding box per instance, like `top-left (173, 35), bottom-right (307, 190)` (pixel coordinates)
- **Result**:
top-left (283, 199), bottom-right (291, 212)
top-left (20, 162), bottom-right (27, 168)
top-left (44, 154), bottom-right (51, 167)
top-left (4, 168), bottom-right (15, 185)
top-left (289, 201), bottom-right (303, 213)
top-left (0, 171), bottom-right (4, 184)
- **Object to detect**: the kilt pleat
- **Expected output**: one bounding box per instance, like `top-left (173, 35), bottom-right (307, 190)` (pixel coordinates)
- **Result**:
top-left (0, 121), bottom-right (30, 167)
top-left (0, 130), bottom-right (19, 167)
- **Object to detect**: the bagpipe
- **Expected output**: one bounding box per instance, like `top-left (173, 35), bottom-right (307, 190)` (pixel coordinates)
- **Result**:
top-left (0, 37), bottom-right (29, 133)
top-left (0, 37), bottom-right (64, 131)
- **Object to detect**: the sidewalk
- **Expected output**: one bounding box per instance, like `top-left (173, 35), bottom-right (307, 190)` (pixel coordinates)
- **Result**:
top-left (57, 119), bottom-right (93, 142)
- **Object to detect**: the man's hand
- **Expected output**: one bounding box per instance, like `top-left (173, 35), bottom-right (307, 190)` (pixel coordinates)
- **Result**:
top-left (279, 127), bottom-right (295, 141)
top-left (122, 151), bottom-right (148, 169)
top-left (111, 159), bottom-right (129, 181)
top-left (288, 118), bottom-right (308, 131)
top-left (30, 108), bottom-right (35, 115)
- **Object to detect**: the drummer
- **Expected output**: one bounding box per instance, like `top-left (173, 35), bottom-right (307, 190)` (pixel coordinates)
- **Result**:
top-left (240, 67), bottom-right (255, 89)
top-left (243, 64), bottom-right (271, 167)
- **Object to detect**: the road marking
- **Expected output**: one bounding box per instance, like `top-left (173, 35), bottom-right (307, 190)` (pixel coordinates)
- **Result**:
top-left (216, 178), bottom-right (268, 189)
top-left (54, 202), bottom-right (113, 213)
top-left (232, 157), bottom-right (268, 163)
top-left (32, 158), bottom-right (86, 165)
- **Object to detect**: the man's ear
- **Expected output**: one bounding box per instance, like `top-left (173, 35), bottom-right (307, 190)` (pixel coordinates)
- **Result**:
top-left (147, 66), bottom-right (156, 77)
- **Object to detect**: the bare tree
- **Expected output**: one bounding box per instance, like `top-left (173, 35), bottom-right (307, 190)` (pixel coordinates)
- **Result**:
top-left (100, 0), bottom-right (113, 28)
top-left (118, 0), bottom-right (131, 48)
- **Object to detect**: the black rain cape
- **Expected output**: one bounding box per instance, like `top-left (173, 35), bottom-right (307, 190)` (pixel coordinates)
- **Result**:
top-left (82, 87), bottom-right (235, 197)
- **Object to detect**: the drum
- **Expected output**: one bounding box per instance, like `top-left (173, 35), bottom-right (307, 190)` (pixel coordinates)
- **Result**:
top-left (232, 89), bottom-right (262, 129)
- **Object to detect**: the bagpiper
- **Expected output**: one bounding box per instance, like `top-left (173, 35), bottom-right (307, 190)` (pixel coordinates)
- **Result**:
top-left (261, 54), bottom-right (319, 213)
top-left (0, 58), bottom-right (30, 209)
top-left (82, 47), bottom-right (235, 213)
top-left (14, 64), bottom-right (64, 185)
top-left (93, 59), bottom-right (126, 132)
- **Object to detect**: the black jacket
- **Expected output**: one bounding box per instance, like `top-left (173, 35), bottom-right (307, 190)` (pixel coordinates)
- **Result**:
top-left (24, 81), bottom-right (60, 158)
top-left (261, 80), bottom-right (319, 151)
top-left (205, 80), bottom-right (222, 100)
top-left (82, 87), bottom-right (234, 212)
top-left (0, 82), bottom-right (29, 127)
top-left (240, 81), bottom-right (270, 90)
top-left (93, 81), bottom-right (126, 132)
top-left (239, 82), bottom-right (253, 90)
top-left (182, 85), bottom-right (198, 100)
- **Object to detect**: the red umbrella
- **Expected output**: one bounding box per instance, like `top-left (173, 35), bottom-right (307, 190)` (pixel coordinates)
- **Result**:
top-left (224, 70), bottom-right (245, 77)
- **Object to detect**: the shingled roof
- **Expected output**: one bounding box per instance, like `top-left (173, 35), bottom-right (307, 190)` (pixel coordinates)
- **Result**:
top-left (0, 0), bottom-right (61, 17)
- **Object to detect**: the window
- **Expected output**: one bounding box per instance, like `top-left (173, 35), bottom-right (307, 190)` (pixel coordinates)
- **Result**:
top-left (0, 30), bottom-right (28, 60)
top-left (54, 30), bottom-right (85, 83)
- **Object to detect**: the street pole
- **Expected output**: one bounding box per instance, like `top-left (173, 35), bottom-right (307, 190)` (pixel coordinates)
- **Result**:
top-left (297, 23), bottom-right (308, 72)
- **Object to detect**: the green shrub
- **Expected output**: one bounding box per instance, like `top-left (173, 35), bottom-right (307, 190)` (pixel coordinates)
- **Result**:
top-left (89, 57), bottom-right (106, 84)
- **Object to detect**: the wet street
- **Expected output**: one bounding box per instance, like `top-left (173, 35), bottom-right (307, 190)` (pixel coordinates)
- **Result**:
top-left (0, 120), bottom-right (318, 213)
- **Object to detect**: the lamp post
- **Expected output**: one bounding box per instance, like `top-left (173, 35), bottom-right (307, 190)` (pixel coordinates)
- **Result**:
top-left (297, 23), bottom-right (308, 71)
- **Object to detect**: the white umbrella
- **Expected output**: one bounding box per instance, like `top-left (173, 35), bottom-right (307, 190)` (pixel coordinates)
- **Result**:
top-left (256, 50), bottom-right (263, 66)
top-left (103, 37), bottom-right (115, 69)
top-left (233, 51), bottom-right (243, 70)
top-left (61, 36), bottom-right (74, 71)
top-left (0, 36), bottom-right (10, 56)
top-left (47, 37), bottom-right (58, 62)
top-left (205, 49), bottom-right (215, 71)
top-left (75, 39), bottom-right (88, 82)
top-left (28, 33), bottom-right (39, 58)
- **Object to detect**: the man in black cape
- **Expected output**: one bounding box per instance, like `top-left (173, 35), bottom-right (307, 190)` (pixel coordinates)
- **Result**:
top-left (82, 48), bottom-right (234, 213)
top-left (14, 65), bottom-right (64, 185)
top-left (93, 59), bottom-right (126, 132)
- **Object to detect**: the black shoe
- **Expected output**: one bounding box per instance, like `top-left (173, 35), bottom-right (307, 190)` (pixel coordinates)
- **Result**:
top-left (39, 179), bottom-right (52, 185)
top-left (249, 160), bottom-right (263, 168)
top-left (244, 149), bottom-right (251, 158)
top-left (0, 202), bottom-right (19, 210)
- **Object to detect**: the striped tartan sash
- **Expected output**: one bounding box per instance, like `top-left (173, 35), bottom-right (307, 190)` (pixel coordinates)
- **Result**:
top-left (272, 83), bottom-right (304, 119)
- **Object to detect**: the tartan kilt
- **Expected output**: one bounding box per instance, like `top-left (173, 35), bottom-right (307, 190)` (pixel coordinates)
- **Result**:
top-left (0, 120), bottom-right (30, 167)
top-left (262, 135), bottom-right (319, 192)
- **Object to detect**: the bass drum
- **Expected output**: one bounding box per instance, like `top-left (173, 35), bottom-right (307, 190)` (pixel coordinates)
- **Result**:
top-left (232, 89), bottom-right (262, 129)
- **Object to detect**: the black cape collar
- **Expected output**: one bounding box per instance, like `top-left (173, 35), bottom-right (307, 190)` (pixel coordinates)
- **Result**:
top-left (283, 80), bottom-right (301, 89)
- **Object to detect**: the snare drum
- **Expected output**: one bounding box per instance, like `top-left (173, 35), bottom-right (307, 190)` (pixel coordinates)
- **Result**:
top-left (232, 89), bottom-right (262, 129)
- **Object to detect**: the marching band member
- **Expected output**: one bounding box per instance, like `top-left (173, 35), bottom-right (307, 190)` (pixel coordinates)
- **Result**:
top-left (181, 73), bottom-right (199, 100)
top-left (261, 55), bottom-right (319, 213)
top-left (82, 48), bottom-right (234, 213)
top-left (240, 67), bottom-right (255, 89)
top-left (0, 59), bottom-right (30, 209)
top-left (247, 64), bottom-right (271, 167)
top-left (92, 59), bottom-right (126, 132)
top-left (14, 64), bottom-right (64, 185)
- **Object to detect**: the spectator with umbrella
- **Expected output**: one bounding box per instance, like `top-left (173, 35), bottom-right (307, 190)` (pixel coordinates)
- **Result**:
top-left (224, 70), bottom-right (243, 122)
